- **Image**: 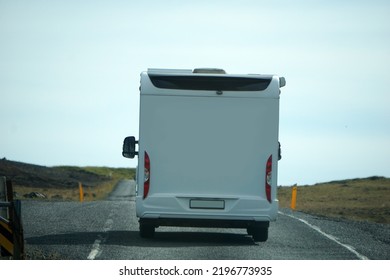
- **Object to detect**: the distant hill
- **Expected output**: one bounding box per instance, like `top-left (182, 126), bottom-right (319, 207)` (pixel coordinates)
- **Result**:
top-left (0, 159), bottom-right (110, 189)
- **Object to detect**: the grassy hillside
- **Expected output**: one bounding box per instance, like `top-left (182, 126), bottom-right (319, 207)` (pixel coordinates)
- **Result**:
top-left (14, 166), bottom-right (135, 201)
top-left (49, 166), bottom-right (136, 200)
top-left (278, 176), bottom-right (390, 224)
top-left (0, 159), bottom-right (135, 201)
top-left (55, 165), bottom-right (135, 182)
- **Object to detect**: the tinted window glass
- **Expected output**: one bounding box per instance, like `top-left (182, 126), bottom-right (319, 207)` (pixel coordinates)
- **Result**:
top-left (148, 75), bottom-right (271, 91)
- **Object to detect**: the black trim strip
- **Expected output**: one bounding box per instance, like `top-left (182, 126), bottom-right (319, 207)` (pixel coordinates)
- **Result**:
top-left (148, 74), bottom-right (272, 91)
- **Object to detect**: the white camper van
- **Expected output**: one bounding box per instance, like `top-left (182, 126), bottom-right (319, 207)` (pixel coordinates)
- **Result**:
top-left (123, 68), bottom-right (285, 242)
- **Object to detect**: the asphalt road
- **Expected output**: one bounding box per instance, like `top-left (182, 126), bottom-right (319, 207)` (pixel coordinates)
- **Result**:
top-left (22, 180), bottom-right (390, 260)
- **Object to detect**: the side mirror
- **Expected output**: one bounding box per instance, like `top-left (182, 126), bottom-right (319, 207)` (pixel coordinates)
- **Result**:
top-left (279, 77), bottom-right (286, 88)
top-left (122, 136), bottom-right (138, 159)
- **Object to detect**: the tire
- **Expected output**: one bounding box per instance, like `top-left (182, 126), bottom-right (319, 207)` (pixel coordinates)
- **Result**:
top-left (248, 226), bottom-right (268, 242)
top-left (139, 223), bottom-right (155, 238)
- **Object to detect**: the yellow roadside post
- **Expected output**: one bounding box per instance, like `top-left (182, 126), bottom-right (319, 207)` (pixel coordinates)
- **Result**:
top-left (79, 182), bottom-right (84, 202)
top-left (291, 185), bottom-right (297, 210)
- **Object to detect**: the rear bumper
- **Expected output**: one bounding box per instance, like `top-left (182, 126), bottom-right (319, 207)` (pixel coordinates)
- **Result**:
top-left (136, 195), bottom-right (279, 223)
top-left (139, 217), bottom-right (270, 229)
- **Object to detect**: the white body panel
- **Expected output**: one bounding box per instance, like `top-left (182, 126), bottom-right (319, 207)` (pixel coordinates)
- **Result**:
top-left (135, 69), bottom-right (283, 225)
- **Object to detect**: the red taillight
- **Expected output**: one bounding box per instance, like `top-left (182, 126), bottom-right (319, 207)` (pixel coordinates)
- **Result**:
top-left (265, 155), bottom-right (272, 203)
top-left (143, 151), bottom-right (150, 199)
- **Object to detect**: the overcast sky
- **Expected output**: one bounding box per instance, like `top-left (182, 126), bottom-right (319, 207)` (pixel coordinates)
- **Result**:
top-left (1, 0), bottom-right (389, 185)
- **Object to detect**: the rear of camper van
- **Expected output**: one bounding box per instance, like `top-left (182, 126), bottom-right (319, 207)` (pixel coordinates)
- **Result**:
top-left (123, 68), bottom-right (285, 242)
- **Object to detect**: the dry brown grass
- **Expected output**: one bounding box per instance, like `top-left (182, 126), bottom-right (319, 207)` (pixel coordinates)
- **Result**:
top-left (12, 166), bottom-right (135, 201)
top-left (14, 180), bottom-right (117, 201)
top-left (278, 176), bottom-right (390, 224)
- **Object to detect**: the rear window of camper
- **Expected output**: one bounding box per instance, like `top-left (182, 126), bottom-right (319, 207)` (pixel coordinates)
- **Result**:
top-left (148, 74), bottom-right (272, 91)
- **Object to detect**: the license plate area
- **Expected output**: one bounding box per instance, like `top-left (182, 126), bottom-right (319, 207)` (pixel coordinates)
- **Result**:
top-left (190, 199), bottom-right (225, 210)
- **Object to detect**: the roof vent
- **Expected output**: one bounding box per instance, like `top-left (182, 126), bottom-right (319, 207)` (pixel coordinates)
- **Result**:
top-left (193, 68), bottom-right (226, 74)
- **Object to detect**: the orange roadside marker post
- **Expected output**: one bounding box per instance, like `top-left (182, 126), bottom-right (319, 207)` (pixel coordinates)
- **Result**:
top-left (291, 185), bottom-right (297, 210)
top-left (79, 182), bottom-right (84, 202)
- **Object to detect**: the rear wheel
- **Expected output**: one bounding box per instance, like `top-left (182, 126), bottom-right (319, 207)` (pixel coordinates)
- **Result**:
top-left (139, 223), bottom-right (155, 238)
top-left (247, 225), bottom-right (269, 242)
